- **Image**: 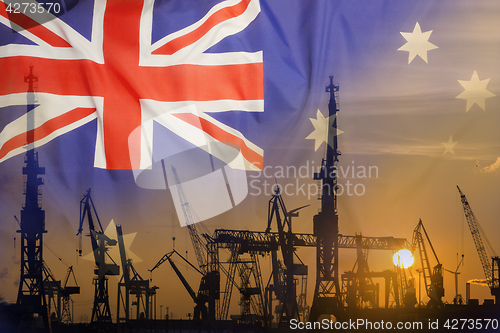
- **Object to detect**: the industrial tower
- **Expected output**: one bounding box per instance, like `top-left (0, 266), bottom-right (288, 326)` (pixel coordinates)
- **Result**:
top-left (309, 77), bottom-right (343, 321)
top-left (16, 66), bottom-right (50, 328)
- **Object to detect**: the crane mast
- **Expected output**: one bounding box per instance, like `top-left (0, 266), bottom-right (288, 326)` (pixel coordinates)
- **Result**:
top-left (161, 163), bottom-right (219, 319)
top-left (310, 77), bottom-right (342, 321)
top-left (16, 66), bottom-right (50, 329)
top-left (116, 225), bottom-right (156, 323)
top-left (457, 186), bottom-right (492, 282)
top-left (170, 164), bottom-right (207, 274)
top-left (457, 186), bottom-right (500, 303)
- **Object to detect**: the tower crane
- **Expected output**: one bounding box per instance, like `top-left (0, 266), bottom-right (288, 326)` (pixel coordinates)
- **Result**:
top-left (166, 163), bottom-right (219, 318)
top-left (411, 219), bottom-right (444, 309)
top-left (77, 189), bottom-right (120, 328)
top-left (457, 186), bottom-right (500, 304)
top-left (168, 164), bottom-right (208, 272)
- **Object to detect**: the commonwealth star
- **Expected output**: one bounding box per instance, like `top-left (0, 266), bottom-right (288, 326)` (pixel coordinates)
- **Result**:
top-left (306, 110), bottom-right (343, 151)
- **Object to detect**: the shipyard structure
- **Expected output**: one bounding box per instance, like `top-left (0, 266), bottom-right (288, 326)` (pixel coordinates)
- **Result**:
top-left (1, 71), bottom-right (499, 333)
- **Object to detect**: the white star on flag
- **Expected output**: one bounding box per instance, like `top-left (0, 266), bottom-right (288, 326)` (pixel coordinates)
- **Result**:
top-left (442, 135), bottom-right (457, 155)
top-left (306, 110), bottom-right (343, 151)
top-left (82, 220), bottom-right (141, 274)
top-left (398, 22), bottom-right (438, 64)
top-left (456, 71), bottom-right (496, 112)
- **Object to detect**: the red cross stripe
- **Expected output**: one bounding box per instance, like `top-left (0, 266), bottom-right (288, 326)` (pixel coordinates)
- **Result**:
top-left (0, 0), bottom-right (264, 169)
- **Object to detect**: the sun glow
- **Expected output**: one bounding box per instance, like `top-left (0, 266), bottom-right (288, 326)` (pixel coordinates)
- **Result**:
top-left (393, 249), bottom-right (414, 268)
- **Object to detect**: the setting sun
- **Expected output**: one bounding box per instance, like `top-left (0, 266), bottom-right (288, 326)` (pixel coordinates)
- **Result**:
top-left (393, 249), bottom-right (414, 268)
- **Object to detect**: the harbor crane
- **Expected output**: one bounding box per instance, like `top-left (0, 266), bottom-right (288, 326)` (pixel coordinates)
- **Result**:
top-left (265, 187), bottom-right (308, 324)
top-left (77, 189), bottom-right (120, 328)
top-left (149, 249), bottom-right (208, 320)
top-left (457, 186), bottom-right (500, 304)
top-left (116, 225), bottom-right (157, 323)
top-left (411, 219), bottom-right (444, 309)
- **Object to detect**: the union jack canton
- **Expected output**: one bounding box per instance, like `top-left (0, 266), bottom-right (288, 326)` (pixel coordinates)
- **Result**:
top-left (0, 0), bottom-right (264, 170)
